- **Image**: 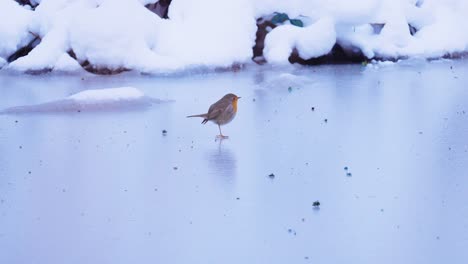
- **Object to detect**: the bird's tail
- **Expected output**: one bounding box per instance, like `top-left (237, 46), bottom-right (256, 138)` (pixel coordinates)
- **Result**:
top-left (187, 113), bottom-right (209, 124)
top-left (186, 113), bottom-right (207, 118)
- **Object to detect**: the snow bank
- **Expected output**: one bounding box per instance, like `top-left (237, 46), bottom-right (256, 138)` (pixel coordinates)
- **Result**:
top-left (0, 57), bottom-right (6, 68)
top-left (1, 87), bottom-right (168, 113)
top-left (0, 0), bottom-right (467, 74)
top-left (0, 0), bottom-right (34, 60)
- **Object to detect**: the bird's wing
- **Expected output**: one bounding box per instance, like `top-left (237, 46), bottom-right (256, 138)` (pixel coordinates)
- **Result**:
top-left (206, 106), bottom-right (223, 120)
top-left (206, 100), bottom-right (229, 120)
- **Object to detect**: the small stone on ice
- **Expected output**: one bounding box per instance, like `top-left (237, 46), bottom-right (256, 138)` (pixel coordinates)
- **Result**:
top-left (288, 87), bottom-right (292, 92)
top-left (344, 166), bottom-right (348, 171)
top-left (313, 201), bottom-right (320, 207)
top-left (162, 129), bottom-right (167, 135)
top-left (346, 172), bottom-right (352, 177)
top-left (173, 166), bottom-right (178, 170)
top-left (268, 173), bottom-right (275, 179)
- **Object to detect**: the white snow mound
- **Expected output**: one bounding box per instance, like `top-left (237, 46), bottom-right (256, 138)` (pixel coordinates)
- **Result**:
top-left (0, 0), bottom-right (467, 73)
top-left (1, 87), bottom-right (168, 114)
top-left (68, 87), bottom-right (145, 102)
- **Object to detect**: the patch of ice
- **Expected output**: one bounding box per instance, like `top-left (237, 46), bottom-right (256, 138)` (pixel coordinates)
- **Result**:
top-left (261, 72), bottom-right (313, 89)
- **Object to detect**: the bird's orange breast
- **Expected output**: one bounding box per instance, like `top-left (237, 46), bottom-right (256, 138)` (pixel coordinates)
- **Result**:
top-left (232, 98), bottom-right (238, 113)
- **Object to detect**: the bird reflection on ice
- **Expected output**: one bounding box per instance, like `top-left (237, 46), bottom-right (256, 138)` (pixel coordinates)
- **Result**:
top-left (207, 140), bottom-right (237, 181)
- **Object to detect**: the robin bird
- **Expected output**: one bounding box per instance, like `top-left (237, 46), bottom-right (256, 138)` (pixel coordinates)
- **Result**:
top-left (187, 93), bottom-right (241, 139)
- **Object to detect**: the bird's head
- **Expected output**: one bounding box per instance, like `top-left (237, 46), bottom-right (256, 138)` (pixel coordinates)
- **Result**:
top-left (224, 93), bottom-right (241, 112)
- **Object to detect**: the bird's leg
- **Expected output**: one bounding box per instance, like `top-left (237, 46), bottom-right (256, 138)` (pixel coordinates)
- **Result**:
top-left (216, 124), bottom-right (229, 139)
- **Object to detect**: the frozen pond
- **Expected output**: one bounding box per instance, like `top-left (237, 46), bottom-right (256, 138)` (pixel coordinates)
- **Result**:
top-left (1, 60), bottom-right (468, 263)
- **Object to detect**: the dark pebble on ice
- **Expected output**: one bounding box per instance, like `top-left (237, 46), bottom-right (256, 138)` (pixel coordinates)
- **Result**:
top-left (162, 129), bottom-right (167, 135)
top-left (313, 201), bottom-right (320, 207)
top-left (268, 173), bottom-right (275, 179)
top-left (436, 236), bottom-right (440, 240)
top-left (380, 208), bottom-right (384, 212)
top-left (324, 119), bottom-right (328, 123)
top-left (173, 166), bottom-right (178, 170)
top-left (344, 166), bottom-right (348, 171)
top-left (419, 131), bottom-right (423, 134)
top-left (19, 146), bottom-right (22, 149)
top-left (236, 197), bottom-right (240, 200)
top-left (252, 98), bottom-right (256, 102)
top-left (288, 87), bottom-right (292, 92)
top-left (311, 107), bottom-right (315, 111)
top-left (15, 120), bottom-right (18, 123)
top-left (28, 171), bottom-right (31, 174)
top-left (346, 172), bottom-right (352, 177)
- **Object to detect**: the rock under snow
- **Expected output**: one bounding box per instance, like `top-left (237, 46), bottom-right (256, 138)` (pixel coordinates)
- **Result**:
top-left (0, 0), bottom-right (467, 73)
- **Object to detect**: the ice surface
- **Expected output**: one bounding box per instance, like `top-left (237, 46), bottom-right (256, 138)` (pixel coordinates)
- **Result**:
top-left (1, 60), bottom-right (468, 263)
top-left (0, 87), bottom-right (166, 113)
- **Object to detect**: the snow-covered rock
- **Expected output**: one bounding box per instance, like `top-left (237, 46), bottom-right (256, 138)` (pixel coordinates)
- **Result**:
top-left (0, 57), bottom-right (6, 68)
top-left (0, 0), bottom-right (34, 60)
top-left (0, 0), bottom-right (467, 74)
top-left (264, 17), bottom-right (336, 63)
top-left (53, 53), bottom-right (83, 72)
